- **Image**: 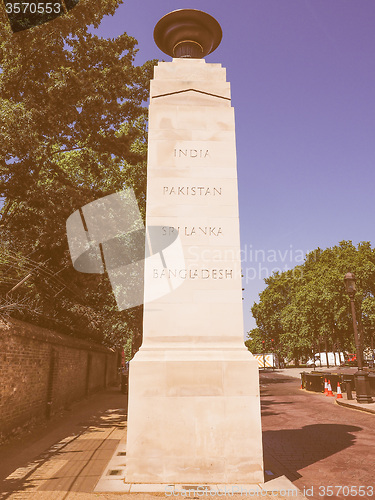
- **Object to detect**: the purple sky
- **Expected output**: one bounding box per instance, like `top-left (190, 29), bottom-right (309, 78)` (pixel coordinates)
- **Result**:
top-left (93, 0), bottom-right (375, 335)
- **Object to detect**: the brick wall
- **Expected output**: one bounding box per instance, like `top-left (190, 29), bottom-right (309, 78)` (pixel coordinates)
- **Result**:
top-left (0, 318), bottom-right (120, 442)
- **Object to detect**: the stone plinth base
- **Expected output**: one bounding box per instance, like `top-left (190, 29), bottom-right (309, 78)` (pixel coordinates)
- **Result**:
top-left (126, 347), bottom-right (263, 484)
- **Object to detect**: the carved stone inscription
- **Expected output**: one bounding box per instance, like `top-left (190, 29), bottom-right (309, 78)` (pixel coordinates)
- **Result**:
top-left (156, 144), bottom-right (227, 280)
top-left (153, 268), bottom-right (233, 279)
top-left (174, 148), bottom-right (210, 158)
top-left (162, 226), bottom-right (223, 237)
top-left (163, 186), bottom-right (222, 196)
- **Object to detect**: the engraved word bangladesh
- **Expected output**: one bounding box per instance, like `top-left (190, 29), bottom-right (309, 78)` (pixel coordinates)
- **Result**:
top-left (153, 268), bottom-right (233, 279)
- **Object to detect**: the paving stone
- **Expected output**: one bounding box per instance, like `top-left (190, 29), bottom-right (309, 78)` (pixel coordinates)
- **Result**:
top-left (3, 377), bottom-right (374, 500)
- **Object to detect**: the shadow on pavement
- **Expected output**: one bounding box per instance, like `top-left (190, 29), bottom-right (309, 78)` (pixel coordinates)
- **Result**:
top-left (80, 406), bottom-right (127, 431)
top-left (0, 394), bottom-right (127, 498)
top-left (261, 399), bottom-right (295, 417)
top-left (263, 423), bottom-right (362, 482)
top-left (260, 373), bottom-right (297, 383)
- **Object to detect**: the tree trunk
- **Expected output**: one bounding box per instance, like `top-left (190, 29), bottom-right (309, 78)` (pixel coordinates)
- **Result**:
top-left (325, 336), bottom-right (330, 368)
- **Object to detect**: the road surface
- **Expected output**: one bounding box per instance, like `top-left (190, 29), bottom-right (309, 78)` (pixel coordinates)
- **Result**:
top-left (261, 371), bottom-right (375, 500)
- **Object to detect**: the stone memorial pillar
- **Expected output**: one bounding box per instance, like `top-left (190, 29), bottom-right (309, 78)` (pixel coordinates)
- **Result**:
top-left (126, 9), bottom-right (264, 484)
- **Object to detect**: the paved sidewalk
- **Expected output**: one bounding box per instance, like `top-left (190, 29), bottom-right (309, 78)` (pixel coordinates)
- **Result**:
top-left (0, 386), bottom-right (308, 499)
top-left (0, 387), bottom-right (128, 499)
top-left (335, 399), bottom-right (375, 414)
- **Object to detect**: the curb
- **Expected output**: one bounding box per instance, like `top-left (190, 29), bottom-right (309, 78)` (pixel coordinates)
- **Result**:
top-left (335, 399), bottom-right (375, 415)
top-left (299, 387), bottom-right (375, 414)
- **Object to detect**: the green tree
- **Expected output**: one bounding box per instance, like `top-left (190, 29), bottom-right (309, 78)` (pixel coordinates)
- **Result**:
top-left (248, 241), bottom-right (375, 363)
top-left (249, 268), bottom-right (301, 358)
top-left (245, 327), bottom-right (263, 354)
top-left (0, 0), bottom-right (157, 348)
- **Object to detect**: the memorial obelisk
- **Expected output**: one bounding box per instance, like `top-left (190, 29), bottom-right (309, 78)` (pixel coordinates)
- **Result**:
top-left (126, 9), bottom-right (264, 484)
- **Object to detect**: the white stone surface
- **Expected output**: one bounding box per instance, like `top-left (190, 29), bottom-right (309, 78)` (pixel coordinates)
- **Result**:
top-left (95, 447), bottom-right (306, 497)
top-left (126, 58), bottom-right (263, 484)
top-left (154, 59), bottom-right (226, 81)
top-left (152, 91), bottom-right (232, 107)
top-left (147, 139), bottom-right (237, 169)
top-left (151, 80), bottom-right (231, 99)
top-left (148, 105), bottom-right (235, 133)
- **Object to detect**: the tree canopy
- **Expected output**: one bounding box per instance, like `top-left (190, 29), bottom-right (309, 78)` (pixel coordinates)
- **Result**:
top-left (0, 0), bottom-right (157, 349)
top-left (246, 241), bottom-right (375, 362)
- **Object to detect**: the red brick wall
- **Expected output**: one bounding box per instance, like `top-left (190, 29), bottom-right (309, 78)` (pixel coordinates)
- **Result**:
top-left (0, 319), bottom-right (119, 442)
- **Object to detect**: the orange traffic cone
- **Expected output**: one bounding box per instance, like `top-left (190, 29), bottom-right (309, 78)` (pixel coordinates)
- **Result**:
top-left (336, 382), bottom-right (343, 399)
top-left (327, 380), bottom-right (334, 397)
top-left (324, 378), bottom-right (328, 395)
